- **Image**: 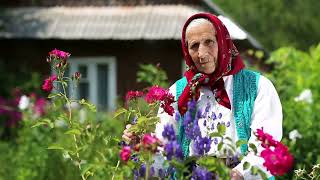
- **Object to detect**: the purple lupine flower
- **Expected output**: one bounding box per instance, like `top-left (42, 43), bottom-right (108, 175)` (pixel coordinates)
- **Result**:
top-left (197, 108), bottom-right (205, 119)
top-left (162, 124), bottom-right (176, 141)
top-left (139, 164), bottom-right (146, 177)
top-left (164, 140), bottom-right (183, 160)
top-left (191, 166), bottom-right (213, 180)
top-left (193, 136), bottom-right (212, 156)
top-left (218, 112), bottom-right (222, 119)
top-left (188, 99), bottom-right (196, 111)
top-left (150, 166), bottom-right (155, 177)
top-left (210, 122), bottom-right (215, 130)
top-left (175, 112), bottom-right (180, 122)
top-left (118, 140), bottom-right (128, 147)
top-left (212, 112), bottom-right (217, 120)
top-left (183, 111), bottom-right (193, 126)
top-left (133, 169), bottom-right (139, 180)
top-left (226, 121), bottom-right (231, 127)
top-left (226, 154), bottom-right (241, 168)
top-left (158, 168), bottom-right (164, 178)
top-left (186, 120), bottom-right (201, 140)
top-left (192, 123), bottom-right (201, 139)
top-left (213, 137), bottom-right (219, 145)
top-left (131, 154), bottom-right (139, 162)
top-left (205, 102), bottom-right (211, 112)
top-left (132, 115), bottom-right (138, 124)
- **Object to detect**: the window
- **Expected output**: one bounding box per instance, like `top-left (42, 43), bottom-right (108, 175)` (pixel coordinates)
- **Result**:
top-left (67, 57), bottom-right (117, 111)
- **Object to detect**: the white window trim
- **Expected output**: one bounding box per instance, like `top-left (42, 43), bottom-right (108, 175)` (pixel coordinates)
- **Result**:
top-left (68, 57), bottom-right (117, 111)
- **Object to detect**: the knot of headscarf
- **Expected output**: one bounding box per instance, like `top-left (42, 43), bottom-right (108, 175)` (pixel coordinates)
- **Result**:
top-left (178, 72), bottom-right (231, 115)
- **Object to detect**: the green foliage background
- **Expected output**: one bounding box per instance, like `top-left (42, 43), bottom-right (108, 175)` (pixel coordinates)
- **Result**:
top-left (214, 0), bottom-right (320, 51)
top-left (265, 44), bottom-right (320, 179)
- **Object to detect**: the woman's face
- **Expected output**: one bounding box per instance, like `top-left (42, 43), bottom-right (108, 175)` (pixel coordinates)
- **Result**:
top-left (186, 22), bottom-right (218, 74)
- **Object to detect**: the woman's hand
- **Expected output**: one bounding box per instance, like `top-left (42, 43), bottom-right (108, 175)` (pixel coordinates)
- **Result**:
top-left (122, 124), bottom-right (135, 144)
top-left (230, 169), bottom-right (244, 180)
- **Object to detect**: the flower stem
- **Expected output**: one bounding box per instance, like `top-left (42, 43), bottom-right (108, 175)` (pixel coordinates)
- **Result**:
top-left (112, 160), bottom-right (120, 180)
top-left (61, 79), bottom-right (85, 180)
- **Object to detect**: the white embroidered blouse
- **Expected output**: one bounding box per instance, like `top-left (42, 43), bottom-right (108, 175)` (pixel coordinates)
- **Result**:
top-left (154, 74), bottom-right (283, 179)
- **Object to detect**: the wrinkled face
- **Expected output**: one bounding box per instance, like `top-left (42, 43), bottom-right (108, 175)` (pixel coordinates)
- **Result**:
top-left (186, 22), bottom-right (218, 74)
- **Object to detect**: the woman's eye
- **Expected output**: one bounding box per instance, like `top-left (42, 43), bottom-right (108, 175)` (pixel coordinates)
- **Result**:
top-left (190, 43), bottom-right (199, 50)
top-left (205, 39), bottom-right (214, 45)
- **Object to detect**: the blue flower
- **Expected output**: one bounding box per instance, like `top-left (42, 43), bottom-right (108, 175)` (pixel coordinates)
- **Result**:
top-left (218, 112), bottom-right (222, 119)
top-left (226, 121), bottom-right (231, 127)
top-left (183, 111), bottom-right (193, 126)
top-left (139, 164), bottom-right (146, 177)
top-left (186, 121), bottom-right (201, 140)
top-left (193, 136), bottom-right (212, 156)
top-left (175, 112), bottom-right (180, 122)
top-left (162, 124), bottom-right (176, 141)
top-left (197, 108), bottom-right (205, 119)
top-left (188, 99), bottom-right (197, 111)
top-left (132, 115), bottom-right (138, 124)
top-left (211, 112), bottom-right (217, 120)
top-left (226, 154), bottom-right (241, 168)
top-left (164, 141), bottom-right (183, 160)
top-left (213, 137), bottom-right (219, 145)
top-left (203, 119), bottom-right (207, 126)
top-left (205, 102), bottom-right (211, 112)
top-left (210, 122), bottom-right (215, 130)
top-left (191, 166), bottom-right (213, 180)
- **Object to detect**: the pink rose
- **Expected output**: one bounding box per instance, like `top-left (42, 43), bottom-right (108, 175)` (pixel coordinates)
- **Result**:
top-left (142, 134), bottom-right (158, 145)
top-left (261, 143), bottom-right (294, 176)
top-left (42, 75), bottom-right (57, 92)
top-left (119, 146), bottom-right (131, 162)
top-left (125, 90), bottom-right (144, 102)
top-left (49, 49), bottom-right (70, 60)
top-left (145, 86), bottom-right (166, 103)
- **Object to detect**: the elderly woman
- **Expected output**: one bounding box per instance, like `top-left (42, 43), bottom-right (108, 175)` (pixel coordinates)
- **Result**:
top-left (124, 13), bottom-right (282, 180)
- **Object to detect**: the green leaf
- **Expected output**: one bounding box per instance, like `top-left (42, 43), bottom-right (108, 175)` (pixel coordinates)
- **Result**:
top-left (236, 139), bottom-right (248, 148)
top-left (250, 166), bottom-right (259, 175)
top-left (217, 123), bottom-right (226, 135)
top-left (81, 164), bottom-right (94, 176)
top-left (65, 129), bottom-right (81, 135)
top-left (249, 143), bottom-right (258, 154)
top-left (31, 118), bottom-right (54, 128)
top-left (48, 93), bottom-right (61, 99)
top-left (31, 121), bottom-right (47, 128)
top-left (243, 161), bottom-right (250, 170)
top-left (113, 108), bottom-right (127, 118)
top-left (209, 132), bottom-right (222, 138)
top-left (79, 99), bottom-right (97, 112)
top-left (48, 144), bottom-right (64, 150)
top-left (62, 81), bottom-right (68, 87)
top-left (257, 169), bottom-right (268, 180)
top-left (218, 142), bottom-right (223, 151)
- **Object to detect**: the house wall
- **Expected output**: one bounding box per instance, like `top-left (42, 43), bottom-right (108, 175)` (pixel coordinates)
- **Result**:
top-left (0, 39), bottom-right (183, 100)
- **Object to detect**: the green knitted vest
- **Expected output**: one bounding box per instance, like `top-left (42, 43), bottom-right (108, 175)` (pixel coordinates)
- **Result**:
top-left (175, 69), bottom-right (260, 157)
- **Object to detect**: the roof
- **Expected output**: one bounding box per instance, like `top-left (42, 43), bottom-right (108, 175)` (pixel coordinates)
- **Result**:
top-left (0, 2), bottom-right (264, 50)
top-left (1, 5), bottom-right (249, 40)
top-left (1, 0), bottom-right (199, 7)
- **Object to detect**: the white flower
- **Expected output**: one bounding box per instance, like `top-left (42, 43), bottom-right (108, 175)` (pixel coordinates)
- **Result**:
top-left (79, 109), bottom-right (86, 123)
top-left (294, 89), bottom-right (313, 103)
top-left (18, 95), bottom-right (30, 110)
top-left (289, 129), bottom-right (302, 141)
top-left (70, 101), bottom-right (80, 109)
top-left (55, 119), bottom-right (67, 128)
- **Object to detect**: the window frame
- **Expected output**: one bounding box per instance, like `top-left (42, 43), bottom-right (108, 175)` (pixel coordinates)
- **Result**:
top-left (67, 57), bottom-right (117, 111)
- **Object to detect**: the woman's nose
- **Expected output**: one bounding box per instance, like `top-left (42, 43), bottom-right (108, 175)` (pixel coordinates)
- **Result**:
top-left (198, 44), bottom-right (208, 59)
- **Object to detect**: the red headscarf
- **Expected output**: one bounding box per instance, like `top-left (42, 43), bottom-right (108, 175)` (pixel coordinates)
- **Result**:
top-left (178, 13), bottom-right (245, 115)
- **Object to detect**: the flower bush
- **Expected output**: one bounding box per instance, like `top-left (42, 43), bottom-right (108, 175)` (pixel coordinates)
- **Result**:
top-left (2, 45), bottom-right (316, 179)
top-left (265, 43), bottom-right (320, 179)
